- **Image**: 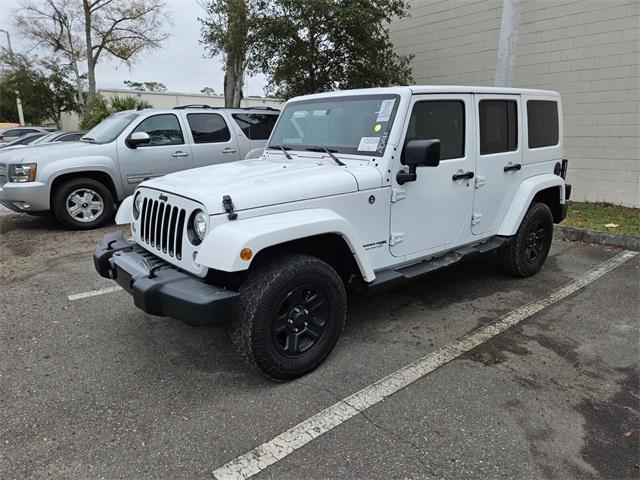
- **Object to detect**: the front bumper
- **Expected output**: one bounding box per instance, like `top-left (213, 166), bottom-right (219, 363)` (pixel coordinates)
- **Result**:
top-left (0, 181), bottom-right (51, 212)
top-left (93, 232), bottom-right (238, 326)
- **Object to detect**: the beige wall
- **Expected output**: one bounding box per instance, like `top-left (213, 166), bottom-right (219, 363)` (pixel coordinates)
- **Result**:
top-left (61, 89), bottom-right (283, 131)
top-left (390, 0), bottom-right (640, 207)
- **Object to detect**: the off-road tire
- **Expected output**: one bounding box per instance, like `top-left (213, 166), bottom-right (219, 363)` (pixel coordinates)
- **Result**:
top-left (229, 254), bottom-right (347, 381)
top-left (498, 201), bottom-right (554, 277)
top-left (52, 178), bottom-right (114, 230)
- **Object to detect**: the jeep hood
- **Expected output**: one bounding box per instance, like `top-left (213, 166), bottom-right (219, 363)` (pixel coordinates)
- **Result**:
top-left (141, 157), bottom-right (381, 214)
top-left (0, 141), bottom-right (109, 164)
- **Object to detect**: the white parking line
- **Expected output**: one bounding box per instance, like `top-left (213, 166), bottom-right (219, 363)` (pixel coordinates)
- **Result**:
top-left (212, 250), bottom-right (638, 480)
top-left (67, 286), bottom-right (123, 301)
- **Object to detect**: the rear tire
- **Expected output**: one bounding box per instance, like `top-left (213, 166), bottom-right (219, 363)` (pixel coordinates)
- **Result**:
top-left (498, 201), bottom-right (553, 277)
top-left (229, 254), bottom-right (347, 381)
top-left (52, 178), bottom-right (114, 230)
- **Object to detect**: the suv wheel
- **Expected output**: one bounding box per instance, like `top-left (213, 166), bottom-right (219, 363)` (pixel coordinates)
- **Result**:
top-left (498, 201), bottom-right (553, 277)
top-left (230, 254), bottom-right (347, 380)
top-left (52, 178), bottom-right (114, 230)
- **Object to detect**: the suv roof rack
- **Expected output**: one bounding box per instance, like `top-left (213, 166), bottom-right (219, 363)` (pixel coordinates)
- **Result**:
top-left (240, 106), bottom-right (280, 112)
top-left (173, 104), bottom-right (220, 110)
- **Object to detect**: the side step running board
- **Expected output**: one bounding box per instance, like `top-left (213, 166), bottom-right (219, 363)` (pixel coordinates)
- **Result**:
top-left (363, 236), bottom-right (509, 293)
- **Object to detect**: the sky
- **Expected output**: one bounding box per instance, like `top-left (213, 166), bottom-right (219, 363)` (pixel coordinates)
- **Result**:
top-left (0, 0), bottom-right (268, 96)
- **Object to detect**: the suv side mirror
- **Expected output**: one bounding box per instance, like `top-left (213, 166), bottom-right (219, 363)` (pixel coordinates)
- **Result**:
top-left (126, 131), bottom-right (151, 148)
top-left (397, 139), bottom-right (441, 185)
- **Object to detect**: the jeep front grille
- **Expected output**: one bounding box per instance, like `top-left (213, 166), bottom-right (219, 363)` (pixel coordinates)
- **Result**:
top-left (139, 198), bottom-right (186, 259)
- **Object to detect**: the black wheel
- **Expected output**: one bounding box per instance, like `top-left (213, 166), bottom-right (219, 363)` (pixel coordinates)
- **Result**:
top-left (52, 178), bottom-right (115, 230)
top-left (498, 201), bottom-right (553, 277)
top-left (229, 254), bottom-right (347, 380)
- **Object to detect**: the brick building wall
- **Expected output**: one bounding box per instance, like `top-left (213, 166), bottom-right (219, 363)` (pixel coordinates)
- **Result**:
top-left (390, 0), bottom-right (639, 207)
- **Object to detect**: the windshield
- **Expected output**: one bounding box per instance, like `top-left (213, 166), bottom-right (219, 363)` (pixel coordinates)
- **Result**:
top-left (31, 133), bottom-right (56, 144)
top-left (82, 112), bottom-right (139, 144)
top-left (268, 94), bottom-right (400, 157)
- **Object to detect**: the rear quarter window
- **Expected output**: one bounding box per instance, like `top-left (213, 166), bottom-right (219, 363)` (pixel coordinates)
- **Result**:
top-left (232, 113), bottom-right (278, 140)
top-left (527, 100), bottom-right (559, 149)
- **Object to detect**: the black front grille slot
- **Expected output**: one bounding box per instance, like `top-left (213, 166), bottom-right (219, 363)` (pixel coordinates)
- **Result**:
top-left (140, 198), bottom-right (148, 242)
top-left (175, 209), bottom-right (186, 260)
top-left (137, 196), bottom-right (187, 260)
top-left (168, 206), bottom-right (178, 256)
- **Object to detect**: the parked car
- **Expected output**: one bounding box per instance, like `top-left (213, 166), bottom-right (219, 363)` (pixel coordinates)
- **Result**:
top-left (30, 131), bottom-right (87, 145)
top-left (0, 126), bottom-right (56, 144)
top-left (94, 86), bottom-right (571, 380)
top-left (0, 106), bottom-right (279, 228)
top-left (0, 132), bottom-right (51, 149)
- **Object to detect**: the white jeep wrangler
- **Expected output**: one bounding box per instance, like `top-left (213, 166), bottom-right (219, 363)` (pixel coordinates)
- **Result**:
top-left (94, 86), bottom-right (571, 380)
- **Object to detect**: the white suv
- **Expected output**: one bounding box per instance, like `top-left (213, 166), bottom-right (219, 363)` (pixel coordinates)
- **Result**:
top-left (95, 86), bottom-right (571, 380)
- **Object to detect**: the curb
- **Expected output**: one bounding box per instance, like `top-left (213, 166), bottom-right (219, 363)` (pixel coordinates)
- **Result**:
top-left (554, 225), bottom-right (640, 251)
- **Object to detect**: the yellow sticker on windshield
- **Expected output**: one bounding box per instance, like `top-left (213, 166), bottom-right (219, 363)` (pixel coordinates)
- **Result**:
top-left (374, 123), bottom-right (382, 133)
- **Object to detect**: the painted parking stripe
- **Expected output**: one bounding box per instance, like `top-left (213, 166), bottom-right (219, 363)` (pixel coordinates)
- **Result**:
top-left (67, 286), bottom-right (123, 301)
top-left (212, 250), bottom-right (638, 480)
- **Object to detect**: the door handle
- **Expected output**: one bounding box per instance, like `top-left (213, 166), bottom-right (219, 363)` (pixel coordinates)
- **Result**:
top-left (222, 147), bottom-right (237, 154)
top-left (504, 163), bottom-right (522, 172)
top-left (452, 171), bottom-right (474, 181)
top-left (172, 151), bottom-right (189, 157)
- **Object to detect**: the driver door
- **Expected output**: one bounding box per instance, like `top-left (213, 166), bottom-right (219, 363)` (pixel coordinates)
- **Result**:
top-left (390, 94), bottom-right (475, 258)
top-left (117, 113), bottom-right (193, 195)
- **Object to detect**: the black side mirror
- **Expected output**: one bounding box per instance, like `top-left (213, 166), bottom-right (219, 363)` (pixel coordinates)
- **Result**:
top-left (126, 131), bottom-right (151, 149)
top-left (397, 139), bottom-right (441, 185)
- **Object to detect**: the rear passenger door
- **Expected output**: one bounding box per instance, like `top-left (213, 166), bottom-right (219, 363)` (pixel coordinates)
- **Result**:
top-left (472, 95), bottom-right (523, 236)
top-left (185, 113), bottom-right (240, 167)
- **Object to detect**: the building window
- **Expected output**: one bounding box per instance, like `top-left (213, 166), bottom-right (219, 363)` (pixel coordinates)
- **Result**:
top-left (527, 100), bottom-right (559, 148)
top-left (187, 113), bottom-right (231, 143)
top-left (232, 113), bottom-right (278, 140)
top-left (479, 100), bottom-right (518, 155)
top-left (405, 100), bottom-right (465, 160)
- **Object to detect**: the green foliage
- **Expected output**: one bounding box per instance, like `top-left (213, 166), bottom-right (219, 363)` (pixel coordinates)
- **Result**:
top-left (564, 202), bottom-right (640, 237)
top-left (0, 53), bottom-right (78, 126)
top-left (124, 80), bottom-right (168, 92)
top-left (80, 95), bottom-right (151, 130)
top-left (250, 0), bottom-right (413, 99)
top-left (200, 86), bottom-right (218, 96)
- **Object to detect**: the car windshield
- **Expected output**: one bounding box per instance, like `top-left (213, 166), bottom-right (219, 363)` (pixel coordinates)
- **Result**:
top-left (268, 94), bottom-right (400, 157)
top-left (82, 112), bottom-right (139, 144)
top-left (31, 133), bottom-right (57, 144)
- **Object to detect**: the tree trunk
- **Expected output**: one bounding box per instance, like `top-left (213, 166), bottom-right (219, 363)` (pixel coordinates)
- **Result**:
top-left (71, 60), bottom-right (85, 112)
top-left (224, 52), bottom-right (244, 108)
top-left (83, 0), bottom-right (96, 112)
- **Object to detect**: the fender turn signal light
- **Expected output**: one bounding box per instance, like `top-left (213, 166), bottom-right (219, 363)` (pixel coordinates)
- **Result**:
top-left (240, 248), bottom-right (253, 261)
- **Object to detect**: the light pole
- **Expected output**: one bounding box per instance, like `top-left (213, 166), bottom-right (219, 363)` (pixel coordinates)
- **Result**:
top-left (0, 29), bottom-right (25, 126)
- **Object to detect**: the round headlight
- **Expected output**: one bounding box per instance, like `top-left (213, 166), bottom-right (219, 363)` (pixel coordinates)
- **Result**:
top-left (193, 210), bottom-right (208, 241)
top-left (133, 193), bottom-right (143, 219)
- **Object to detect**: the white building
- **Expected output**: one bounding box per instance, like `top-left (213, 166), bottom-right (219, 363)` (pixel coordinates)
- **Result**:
top-left (390, 0), bottom-right (639, 207)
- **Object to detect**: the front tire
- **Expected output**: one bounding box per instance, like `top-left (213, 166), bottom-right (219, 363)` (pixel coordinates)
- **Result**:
top-left (52, 178), bottom-right (114, 230)
top-left (229, 254), bottom-right (347, 380)
top-left (498, 201), bottom-right (554, 277)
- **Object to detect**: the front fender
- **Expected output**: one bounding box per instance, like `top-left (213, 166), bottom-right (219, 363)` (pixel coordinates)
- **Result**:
top-left (115, 195), bottom-right (134, 224)
top-left (195, 208), bottom-right (376, 282)
top-left (42, 157), bottom-right (124, 199)
top-left (498, 174), bottom-right (565, 236)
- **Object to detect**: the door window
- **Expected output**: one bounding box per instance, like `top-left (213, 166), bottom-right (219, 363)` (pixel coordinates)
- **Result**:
top-left (187, 113), bottom-right (230, 143)
top-left (232, 113), bottom-right (278, 140)
top-left (527, 100), bottom-right (559, 148)
top-left (405, 101), bottom-right (465, 160)
top-left (132, 114), bottom-right (184, 146)
top-left (479, 100), bottom-right (517, 155)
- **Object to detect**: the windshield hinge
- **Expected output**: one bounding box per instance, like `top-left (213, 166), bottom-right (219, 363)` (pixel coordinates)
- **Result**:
top-left (222, 195), bottom-right (238, 220)
top-left (391, 187), bottom-right (406, 203)
top-left (390, 232), bottom-right (404, 246)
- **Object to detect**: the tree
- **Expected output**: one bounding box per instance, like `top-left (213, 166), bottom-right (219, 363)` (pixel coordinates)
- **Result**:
top-left (80, 94), bottom-right (151, 129)
top-left (124, 80), bottom-right (167, 91)
top-left (15, 0), bottom-right (170, 112)
top-left (0, 53), bottom-right (78, 127)
top-left (251, 0), bottom-right (413, 99)
top-left (200, 86), bottom-right (218, 96)
top-left (200, 0), bottom-right (256, 107)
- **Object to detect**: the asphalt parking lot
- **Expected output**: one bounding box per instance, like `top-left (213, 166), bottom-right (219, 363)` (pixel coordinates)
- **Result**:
top-left (1, 211), bottom-right (638, 480)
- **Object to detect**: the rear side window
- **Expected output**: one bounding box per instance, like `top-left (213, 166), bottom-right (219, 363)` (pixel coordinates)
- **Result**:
top-left (405, 101), bottom-right (465, 160)
top-left (187, 113), bottom-right (230, 143)
top-left (133, 114), bottom-right (184, 146)
top-left (527, 100), bottom-right (559, 148)
top-left (232, 113), bottom-right (278, 140)
top-left (479, 100), bottom-right (517, 155)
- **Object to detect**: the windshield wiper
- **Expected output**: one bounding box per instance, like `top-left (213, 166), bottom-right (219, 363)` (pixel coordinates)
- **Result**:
top-left (267, 144), bottom-right (292, 160)
top-left (305, 146), bottom-right (345, 166)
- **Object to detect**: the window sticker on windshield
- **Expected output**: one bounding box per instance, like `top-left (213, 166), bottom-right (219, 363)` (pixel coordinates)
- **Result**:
top-left (358, 136), bottom-right (381, 151)
top-left (376, 99), bottom-right (395, 122)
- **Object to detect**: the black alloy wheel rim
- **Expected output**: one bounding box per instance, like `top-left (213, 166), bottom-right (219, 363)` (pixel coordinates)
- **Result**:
top-left (272, 285), bottom-right (328, 358)
top-left (525, 221), bottom-right (546, 265)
